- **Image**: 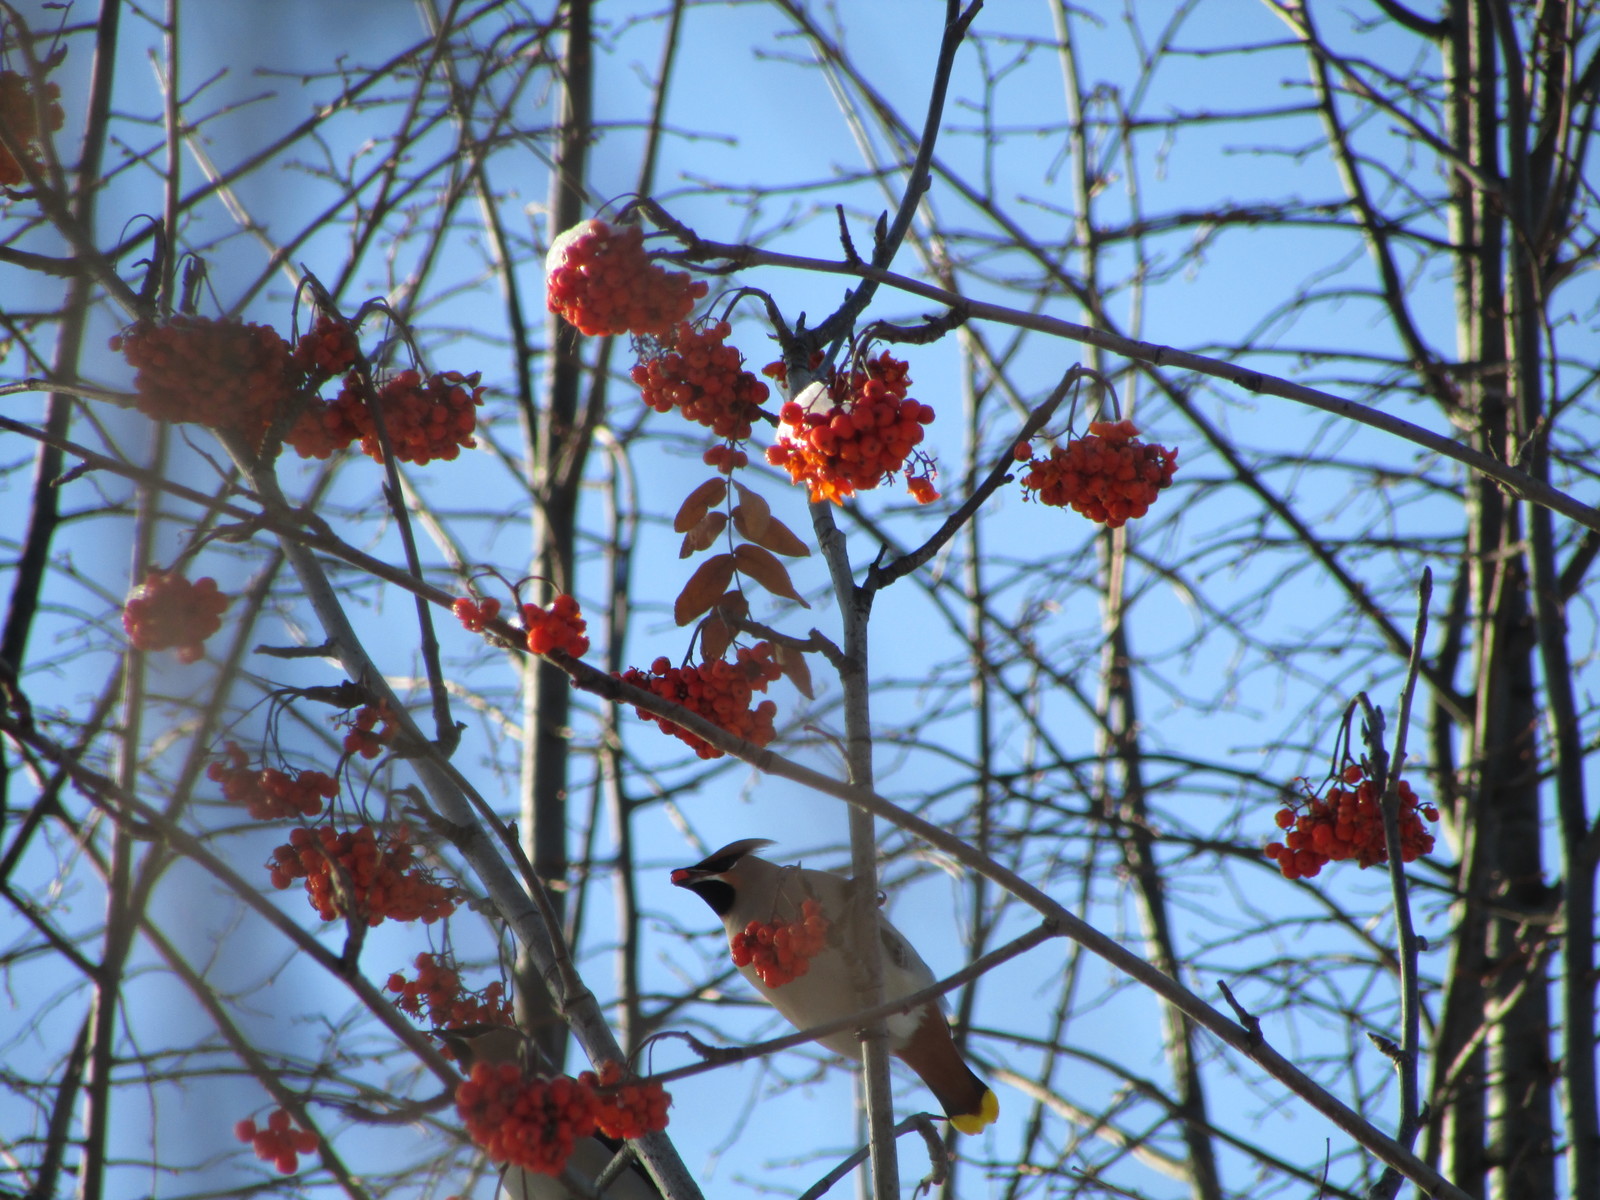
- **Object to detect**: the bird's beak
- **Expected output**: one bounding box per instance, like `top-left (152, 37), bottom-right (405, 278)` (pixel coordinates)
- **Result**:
top-left (669, 866), bottom-right (712, 888)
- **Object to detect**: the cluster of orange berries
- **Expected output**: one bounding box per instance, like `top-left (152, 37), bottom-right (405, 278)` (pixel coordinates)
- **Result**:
top-left (340, 701), bottom-right (397, 759)
top-left (293, 369), bottom-right (485, 465)
top-left (266, 824), bottom-right (459, 926)
top-left (1015, 419), bottom-right (1178, 528)
top-left (583, 1060), bottom-right (673, 1140)
top-left (207, 741), bottom-right (338, 821)
top-left (451, 595), bottom-right (502, 632)
top-left (730, 897), bottom-right (830, 987)
top-left (114, 317), bottom-right (300, 440)
top-left (1265, 764), bottom-right (1439, 880)
top-left (702, 443), bottom-right (749, 475)
top-left (765, 353), bottom-right (936, 504)
top-left (546, 219), bottom-right (707, 338)
top-left (0, 69), bottom-right (64, 186)
top-left (386, 952), bottom-right (513, 1030)
top-left (121, 570), bottom-right (230, 663)
top-left (632, 320), bottom-right (770, 440)
top-left (522, 595), bottom-right (590, 657)
top-left (234, 1108), bottom-right (320, 1175)
top-left (112, 314), bottom-right (485, 463)
top-left (617, 644), bottom-right (781, 759)
top-left (456, 1060), bottom-right (670, 1177)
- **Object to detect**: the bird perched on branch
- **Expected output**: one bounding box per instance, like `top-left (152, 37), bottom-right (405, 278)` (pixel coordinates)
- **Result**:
top-left (670, 837), bottom-right (999, 1134)
top-left (439, 1025), bottom-right (663, 1200)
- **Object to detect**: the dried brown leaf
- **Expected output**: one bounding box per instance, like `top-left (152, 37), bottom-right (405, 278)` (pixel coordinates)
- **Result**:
top-left (679, 511), bottom-right (728, 558)
top-left (774, 643), bottom-right (815, 699)
top-left (698, 592), bottom-right (746, 662)
top-left (733, 543), bottom-right (810, 608)
top-left (673, 478), bottom-right (728, 534)
top-left (675, 554), bottom-right (736, 626)
top-left (738, 512), bottom-right (811, 558)
top-left (731, 481), bottom-right (771, 538)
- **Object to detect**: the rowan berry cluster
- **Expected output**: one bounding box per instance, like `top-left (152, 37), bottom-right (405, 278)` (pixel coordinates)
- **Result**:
top-left (452, 595), bottom-right (501, 632)
top-left (114, 317), bottom-right (299, 440)
top-left (702, 443), bottom-right (749, 475)
top-left (386, 952), bottom-right (513, 1030)
top-left (523, 595), bottom-right (590, 657)
top-left (766, 353), bottom-right (936, 504)
top-left (234, 1109), bottom-right (319, 1175)
top-left (340, 701), bottom-right (397, 759)
top-left (208, 741), bottom-right (338, 821)
top-left (121, 571), bottom-right (230, 663)
top-left (617, 644), bottom-right (781, 759)
top-left (1015, 419), bottom-right (1178, 527)
top-left (321, 369), bottom-right (485, 465)
top-left (580, 1061), bottom-right (672, 1140)
top-left (0, 69), bottom-right (65, 186)
top-left (632, 321), bottom-right (770, 440)
top-left (1265, 764), bottom-right (1439, 881)
top-left (546, 219), bottom-right (707, 337)
top-left (730, 897), bottom-right (830, 988)
top-left (267, 824), bottom-right (459, 926)
top-left (292, 314), bottom-right (360, 380)
top-left (456, 1060), bottom-right (671, 1177)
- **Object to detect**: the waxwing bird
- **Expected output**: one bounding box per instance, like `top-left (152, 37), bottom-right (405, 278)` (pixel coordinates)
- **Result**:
top-left (670, 837), bottom-right (999, 1134)
top-left (438, 1025), bottom-right (663, 1200)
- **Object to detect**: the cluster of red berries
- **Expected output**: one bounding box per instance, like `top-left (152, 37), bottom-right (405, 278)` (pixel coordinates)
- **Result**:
top-left (730, 897), bottom-right (830, 988)
top-left (266, 824), bottom-right (459, 926)
top-left (0, 69), bottom-right (64, 186)
top-left (207, 741), bottom-right (338, 820)
top-left (617, 644), bottom-right (781, 759)
top-left (114, 317), bottom-right (300, 440)
top-left (452, 595), bottom-right (502, 632)
top-left (765, 353), bottom-right (936, 504)
top-left (523, 595), bottom-right (590, 657)
top-left (1015, 419), bottom-right (1178, 528)
top-left (456, 1060), bottom-right (670, 1176)
top-left (702, 443), bottom-right (749, 475)
top-left (582, 1061), bottom-right (672, 1140)
top-left (546, 219), bottom-right (707, 338)
top-left (292, 314), bottom-right (361, 380)
top-left (234, 1108), bottom-right (320, 1175)
top-left (121, 570), bottom-right (230, 663)
top-left (632, 321), bottom-right (770, 440)
top-left (1265, 764), bottom-right (1439, 880)
top-left (340, 701), bottom-right (397, 759)
top-left (386, 952), bottom-right (514, 1030)
top-left (293, 369), bottom-right (485, 465)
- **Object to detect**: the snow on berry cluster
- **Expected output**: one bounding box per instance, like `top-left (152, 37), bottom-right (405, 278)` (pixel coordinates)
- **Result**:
top-left (631, 320), bottom-right (770, 440)
top-left (0, 69), bottom-right (64, 186)
top-left (581, 1060), bottom-right (672, 1140)
top-left (1015, 418), bottom-right (1177, 528)
top-left (546, 219), bottom-right (707, 338)
top-left (1265, 764), bottom-right (1438, 881)
top-left (266, 824), bottom-right (459, 926)
top-left (522, 595), bottom-right (590, 657)
top-left (234, 1108), bottom-right (320, 1176)
top-left (207, 741), bottom-right (338, 821)
top-left (339, 701), bottom-right (397, 759)
top-left (114, 317), bottom-right (300, 441)
top-left (730, 896), bottom-right (830, 988)
top-left (456, 1060), bottom-right (671, 1177)
top-left (617, 644), bottom-right (781, 760)
top-left (121, 570), bottom-right (230, 663)
top-left (385, 952), bottom-right (513, 1030)
top-left (765, 352), bottom-right (937, 505)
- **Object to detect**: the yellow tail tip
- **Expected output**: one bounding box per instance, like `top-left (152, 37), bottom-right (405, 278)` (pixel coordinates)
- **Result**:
top-left (949, 1088), bottom-right (999, 1135)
